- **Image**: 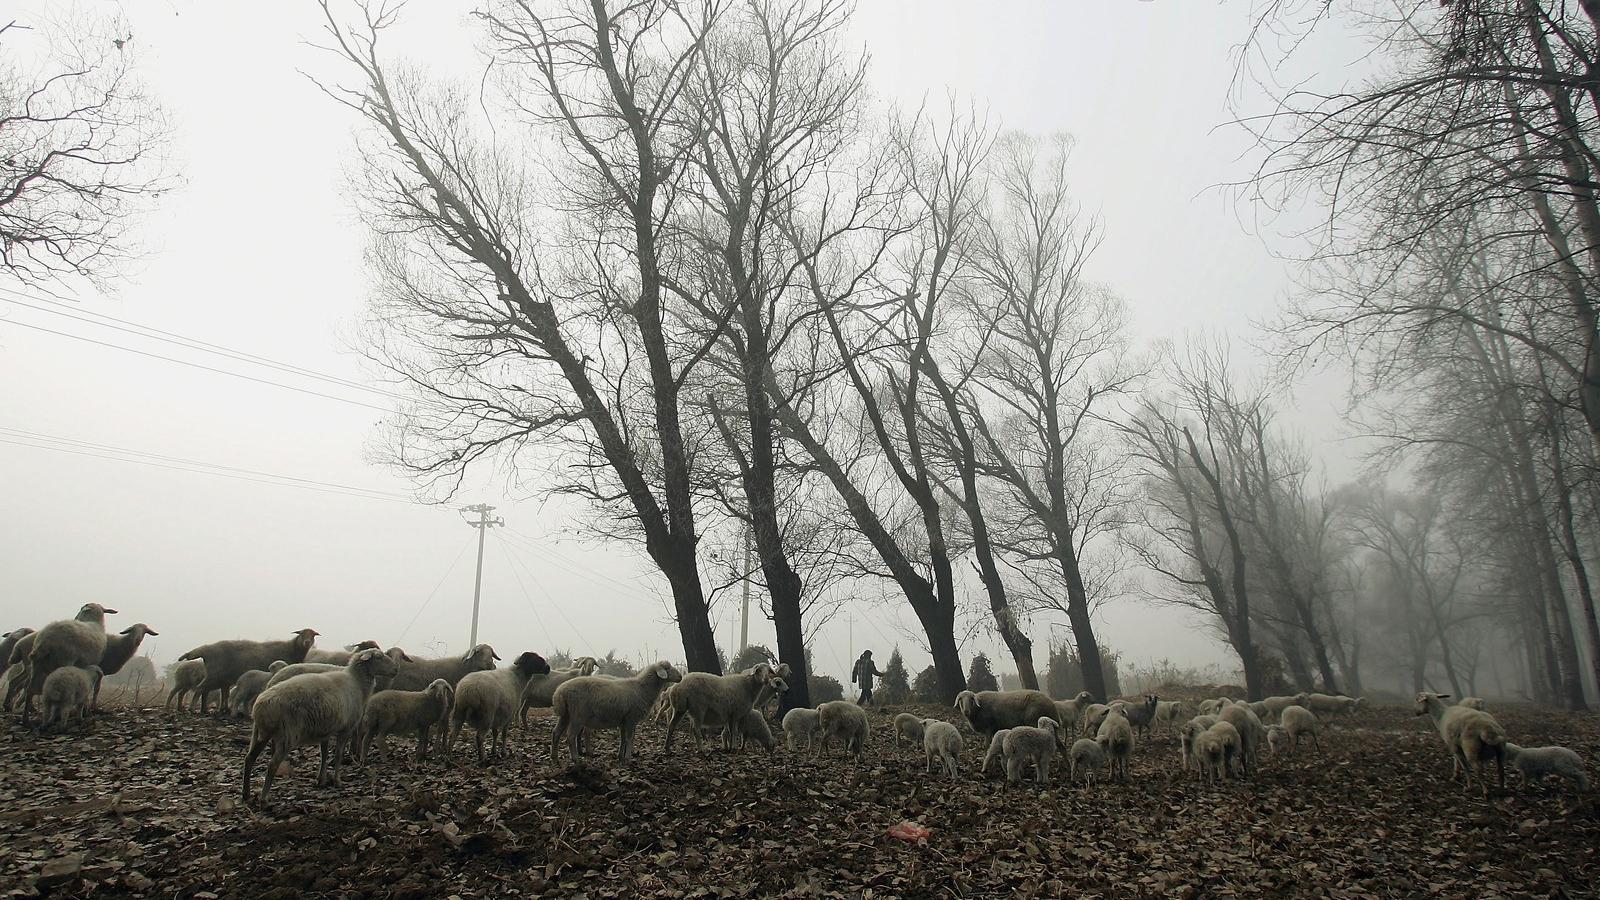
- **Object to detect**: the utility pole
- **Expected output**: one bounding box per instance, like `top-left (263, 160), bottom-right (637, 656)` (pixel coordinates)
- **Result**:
top-left (847, 612), bottom-right (855, 669)
top-left (739, 526), bottom-right (752, 653)
top-left (462, 503), bottom-right (503, 647)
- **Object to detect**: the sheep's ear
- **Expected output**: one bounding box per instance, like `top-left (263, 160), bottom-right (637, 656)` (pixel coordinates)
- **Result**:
top-left (1438, 694), bottom-right (1452, 700)
top-left (103, 607), bottom-right (119, 615)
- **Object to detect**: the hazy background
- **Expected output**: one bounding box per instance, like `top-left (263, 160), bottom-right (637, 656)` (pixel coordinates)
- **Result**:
top-left (0, 1), bottom-right (1360, 682)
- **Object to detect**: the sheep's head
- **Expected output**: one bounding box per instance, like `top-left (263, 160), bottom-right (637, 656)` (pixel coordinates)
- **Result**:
top-left (75, 603), bottom-right (117, 623)
top-left (268, 660), bottom-right (288, 672)
top-left (427, 678), bottom-right (453, 699)
top-left (465, 644), bottom-right (498, 670)
top-left (512, 651), bottom-right (551, 678)
top-left (120, 624), bottom-right (158, 638)
top-left (768, 676), bottom-right (790, 695)
top-left (385, 647), bottom-right (414, 664)
top-left (292, 629), bottom-right (319, 653)
top-left (1074, 690), bottom-right (1093, 705)
top-left (346, 640), bottom-right (381, 652)
top-left (1294, 692), bottom-right (1310, 706)
top-left (572, 656), bottom-right (600, 676)
top-left (1413, 692), bottom-right (1450, 716)
top-left (774, 662), bottom-right (793, 679)
top-left (352, 647), bottom-right (400, 680)
top-left (649, 660), bottom-right (683, 683)
top-left (1037, 716), bottom-right (1060, 736)
top-left (954, 690), bottom-right (979, 718)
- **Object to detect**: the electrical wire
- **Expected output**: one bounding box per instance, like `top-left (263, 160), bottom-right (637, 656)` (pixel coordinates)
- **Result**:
top-left (493, 532), bottom-right (597, 649)
top-left (393, 535), bottom-right (476, 646)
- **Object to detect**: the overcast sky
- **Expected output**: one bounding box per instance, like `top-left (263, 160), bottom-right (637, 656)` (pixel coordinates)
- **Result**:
top-left (0, 1), bottom-right (1364, 685)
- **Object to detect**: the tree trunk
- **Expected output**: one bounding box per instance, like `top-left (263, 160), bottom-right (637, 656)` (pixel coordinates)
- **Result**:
top-left (1547, 408), bottom-right (1600, 701)
top-left (1297, 603), bottom-right (1340, 692)
top-left (1058, 541), bottom-right (1107, 701)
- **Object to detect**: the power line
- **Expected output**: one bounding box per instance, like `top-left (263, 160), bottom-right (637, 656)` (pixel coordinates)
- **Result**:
top-left (502, 526), bottom-right (662, 597)
top-left (394, 535), bottom-right (476, 647)
top-left (493, 532), bottom-right (600, 649)
top-left (0, 286), bottom-right (409, 401)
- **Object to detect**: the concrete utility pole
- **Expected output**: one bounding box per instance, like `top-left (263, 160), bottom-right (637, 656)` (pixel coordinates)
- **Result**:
top-left (739, 526), bottom-right (752, 653)
top-left (462, 503), bottom-right (503, 647)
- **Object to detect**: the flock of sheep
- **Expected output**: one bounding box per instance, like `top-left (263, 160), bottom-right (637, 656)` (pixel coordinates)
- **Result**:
top-left (0, 604), bottom-right (1591, 812)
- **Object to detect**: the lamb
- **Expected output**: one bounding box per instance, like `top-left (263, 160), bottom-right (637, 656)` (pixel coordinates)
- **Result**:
top-left (894, 712), bottom-right (927, 749)
top-left (1096, 707), bottom-right (1136, 782)
top-left (241, 648), bottom-right (399, 807)
top-left (450, 652), bottom-right (553, 763)
top-left (165, 658), bottom-right (207, 711)
top-left (1266, 724), bottom-right (1288, 756)
top-left (781, 707), bottom-right (823, 752)
top-left (303, 640), bottom-right (381, 665)
top-left (387, 644), bottom-right (498, 692)
top-left (361, 678), bottom-right (456, 763)
top-left (1218, 702), bottom-right (1267, 777)
top-left (1069, 737), bottom-right (1107, 787)
top-left (1194, 720), bottom-right (1241, 785)
top-left (1456, 697), bottom-right (1487, 711)
top-left (40, 665), bottom-right (101, 732)
top-left (1413, 691), bottom-right (1507, 796)
top-left (228, 661), bottom-right (290, 718)
top-left (518, 656), bottom-right (600, 724)
top-left (664, 664), bottom-right (786, 751)
top-left (922, 719), bottom-right (963, 778)
top-left (954, 689), bottom-right (1058, 743)
top-left (734, 709), bottom-right (775, 751)
top-left (817, 700), bottom-right (870, 760)
top-left (1279, 705), bottom-right (1322, 753)
top-left (1081, 703), bottom-right (1112, 736)
top-left (550, 661), bottom-right (683, 764)
top-left (1153, 700), bottom-right (1188, 731)
top-left (21, 603), bottom-right (115, 724)
top-left (1181, 715), bottom-right (1220, 771)
top-left (1504, 743), bottom-right (1590, 793)
top-left (1001, 717), bottom-right (1060, 785)
top-left (1261, 693), bottom-right (1310, 721)
top-left (1304, 692), bottom-right (1363, 718)
top-left (982, 729), bottom-right (1012, 775)
top-left (1053, 691), bottom-right (1094, 734)
top-left (94, 624), bottom-right (158, 709)
top-left (178, 629), bottom-right (319, 714)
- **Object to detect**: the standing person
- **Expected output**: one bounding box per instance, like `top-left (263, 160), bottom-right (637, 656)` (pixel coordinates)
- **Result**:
top-left (852, 650), bottom-right (884, 707)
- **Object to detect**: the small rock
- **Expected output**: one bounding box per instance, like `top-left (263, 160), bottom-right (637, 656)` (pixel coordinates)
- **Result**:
top-left (36, 852), bottom-right (85, 887)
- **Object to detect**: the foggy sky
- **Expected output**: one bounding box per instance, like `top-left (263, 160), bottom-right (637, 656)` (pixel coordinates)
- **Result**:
top-left (0, 1), bottom-right (1362, 685)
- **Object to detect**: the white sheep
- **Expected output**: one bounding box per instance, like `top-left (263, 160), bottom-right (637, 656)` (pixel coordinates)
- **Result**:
top-left (1053, 691), bottom-right (1094, 735)
top-left (1096, 708), bottom-right (1135, 782)
top-left (781, 707), bottom-right (822, 752)
top-left (179, 629), bottom-right (319, 714)
top-left (922, 719), bottom-right (962, 779)
top-left (518, 656), bottom-right (600, 724)
top-left (451, 652), bottom-right (553, 763)
top-left (388, 644), bottom-right (498, 692)
top-left (1069, 737), bottom-right (1106, 787)
top-left (40, 665), bottom-right (101, 731)
top-left (1413, 692), bottom-right (1507, 796)
top-left (1304, 692), bottom-right (1363, 718)
top-left (241, 649), bottom-right (399, 807)
top-left (1278, 705), bottom-right (1321, 753)
top-left (22, 603), bottom-right (115, 725)
top-left (1081, 703), bottom-right (1112, 736)
top-left (550, 661), bottom-right (683, 764)
top-left (361, 678), bottom-right (455, 763)
top-left (817, 700), bottom-right (869, 760)
top-left (1260, 693), bottom-right (1309, 722)
top-left (1195, 720), bottom-right (1241, 785)
top-left (894, 712), bottom-right (927, 749)
top-left (664, 664), bottom-right (785, 751)
top-left (1456, 697), bottom-right (1486, 711)
top-left (303, 640), bottom-right (381, 666)
top-left (1153, 700), bottom-right (1188, 731)
top-left (1197, 698), bottom-right (1225, 716)
top-left (981, 729), bottom-right (1012, 775)
top-left (228, 661), bottom-right (290, 718)
top-left (94, 624), bottom-right (158, 709)
top-left (1003, 716), bottom-right (1060, 785)
top-left (1504, 743), bottom-right (1590, 793)
top-left (1180, 715), bottom-right (1220, 772)
top-left (1266, 724), bottom-right (1288, 756)
top-left (734, 709), bottom-right (775, 751)
top-left (165, 658), bottom-right (207, 712)
top-left (1218, 702), bottom-right (1267, 777)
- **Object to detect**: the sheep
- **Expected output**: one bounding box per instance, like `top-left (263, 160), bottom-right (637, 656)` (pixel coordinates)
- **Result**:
top-left (1504, 743), bottom-right (1590, 793)
top-left (388, 644), bottom-right (498, 692)
top-left (178, 629), bottom-right (319, 714)
top-left (1456, 697), bottom-right (1487, 711)
top-left (0, 628), bottom-right (33, 677)
top-left (1119, 694), bottom-right (1160, 740)
top-left (228, 661), bottom-right (290, 718)
top-left (817, 700), bottom-right (870, 760)
top-left (94, 624), bottom-right (158, 709)
top-left (1153, 700), bottom-right (1188, 731)
top-left (1195, 720), bottom-right (1242, 785)
top-left (1304, 692), bottom-right (1363, 718)
top-left (982, 729), bottom-right (1012, 775)
top-left (1266, 724), bottom-right (1288, 756)
top-left (21, 603), bottom-right (115, 724)
top-left (518, 656), bottom-right (600, 724)
top-left (1413, 691), bottom-right (1507, 796)
top-left (1096, 708), bottom-right (1135, 782)
top-left (894, 712), bottom-right (927, 749)
top-left (664, 664), bottom-right (786, 751)
top-left (1053, 691), bottom-right (1094, 734)
top-left (954, 689), bottom-right (1058, 743)
top-left (1082, 702), bottom-right (1112, 735)
top-left (1197, 698), bottom-right (1225, 716)
top-left (1246, 700), bottom-right (1270, 721)
top-left (922, 719), bottom-right (963, 779)
top-left (450, 652), bottom-right (553, 763)
top-left (781, 707), bottom-right (822, 752)
top-left (241, 648), bottom-right (399, 807)
top-left (1279, 705), bottom-right (1322, 753)
top-left (1218, 702), bottom-right (1267, 777)
top-left (1, 630), bottom-right (40, 712)
top-left (1260, 693), bottom-right (1310, 722)
top-left (551, 661), bottom-right (683, 764)
top-left (40, 665), bottom-right (101, 732)
top-left (734, 708), bottom-right (776, 751)
top-left (265, 658), bottom-right (401, 692)
top-left (361, 678), bottom-right (456, 763)
top-left (1180, 715), bottom-right (1220, 771)
top-left (1069, 737), bottom-right (1107, 787)
top-left (1002, 717), bottom-right (1060, 785)
top-left (165, 658), bottom-right (207, 712)
top-left (303, 640), bottom-right (381, 666)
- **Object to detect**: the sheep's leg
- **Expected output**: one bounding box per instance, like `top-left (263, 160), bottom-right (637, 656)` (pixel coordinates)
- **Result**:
top-left (550, 715), bottom-right (569, 764)
top-left (1038, 757), bottom-right (1051, 785)
top-left (243, 736), bottom-right (269, 803)
top-left (261, 743), bottom-right (287, 808)
top-left (620, 720), bottom-right (638, 764)
top-left (664, 708), bottom-right (689, 753)
top-left (329, 735), bottom-right (346, 787)
top-left (315, 739), bottom-right (332, 787)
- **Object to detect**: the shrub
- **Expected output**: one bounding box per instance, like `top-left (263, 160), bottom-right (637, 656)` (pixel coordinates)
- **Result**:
top-left (809, 673), bottom-right (844, 704)
top-left (877, 648), bottom-right (911, 704)
top-left (911, 665), bottom-right (941, 703)
top-left (1045, 639), bottom-right (1122, 700)
top-left (967, 653), bottom-right (1000, 693)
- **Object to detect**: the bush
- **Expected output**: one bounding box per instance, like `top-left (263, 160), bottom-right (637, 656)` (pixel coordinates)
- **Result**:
top-left (1045, 639), bottom-right (1122, 700)
top-left (1122, 657), bottom-right (1235, 695)
top-left (966, 652), bottom-right (1000, 693)
top-left (911, 665), bottom-right (941, 703)
top-left (809, 674), bottom-right (844, 704)
top-left (731, 644), bottom-right (776, 673)
top-left (878, 648), bottom-right (911, 704)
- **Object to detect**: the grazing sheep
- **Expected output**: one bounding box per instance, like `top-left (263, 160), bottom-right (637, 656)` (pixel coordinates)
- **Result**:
top-left (922, 719), bottom-right (963, 779)
top-left (1414, 692), bottom-right (1507, 796)
top-left (1504, 743), bottom-right (1590, 793)
top-left (40, 665), bottom-right (101, 731)
top-left (550, 661), bottom-right (683, 764)
top-left (1181, 715), bottom-right (1220, 771)
top-left (1456, 697), bottom-right (1487, 711)
top-left (450, 652), bottom-right (552, 763)
top-left (361, 678), bottom-right (455, 763)
top-left (1153, 700), bottom-right (1188, 731)
top-left (1218, 702), bottom-right (1267, 777)
top-left (179, 629), bottom-right (319, 714)
top-left (228, 661), bottom-right (290, 718)
top-left (817, 700), bottom-right (870, 760)
top-left (781, 707), bottom-right (823, 752)
top-left (664, 664), bottom-right (786, 751)
top-left (954, 689), bottom-right (1058, 743)
top-left (1195, 720), bottom-right (1241, 785)
top-left (388, 644), bottom-right (498, 692)
top-left (1096, 708), bottom-right (1135, 782)
top-left (1053, 691), bottom-right (1095, 735)
top-left (982, 729), bottom-right (1012, 775)
top-left (93, 624), bottom-right (157, 708)
top-left (1304, 692), bottom-right (1363, 718)
top-left (1081, 703), bottom-right (1113, 735)
top-left (1069, 738), bottom-right (1107, 787)
top-left (165, 658), bottom-right (207, 712)
top-left (894, 712), bottom-right (927, 749)
top-left (1266, 724), bottom-right (1288, 756)
top-left (303, 640), bottom-right (381, 666)
top-left (241, 648), bottom-right (399, 807)
top-left (22, 603), bottom-right (115, 724)
top-left (518, 656), bottom-right (600, 724)
top-left (734, 708), bottom-right (775, 751)
top-left (1279, 705), bottom-right (1321, 753)
top-left (1003, 717), bottom-right (1060, 785)
top-left (1261, 693), bottom-right (1310, 722)
top-left (1197, 698), bottom-right (1225, 716)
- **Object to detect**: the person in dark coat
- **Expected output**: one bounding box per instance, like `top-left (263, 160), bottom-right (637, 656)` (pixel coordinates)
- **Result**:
top-left (852, 650), bottom-right (884, 706)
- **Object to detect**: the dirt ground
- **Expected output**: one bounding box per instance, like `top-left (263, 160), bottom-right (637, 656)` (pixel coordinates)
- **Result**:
top-left (0, 698), bottom-right (1596, 898)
